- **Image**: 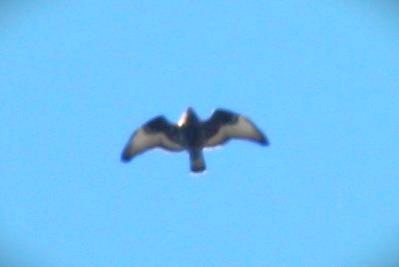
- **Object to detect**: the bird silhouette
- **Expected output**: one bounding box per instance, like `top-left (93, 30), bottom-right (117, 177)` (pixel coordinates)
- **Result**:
top-left (121, 108), bottom-right (269, 173)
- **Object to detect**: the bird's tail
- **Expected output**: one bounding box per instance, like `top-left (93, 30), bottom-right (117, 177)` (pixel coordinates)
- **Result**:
top-left (189, 149), bottom-right (206, 173)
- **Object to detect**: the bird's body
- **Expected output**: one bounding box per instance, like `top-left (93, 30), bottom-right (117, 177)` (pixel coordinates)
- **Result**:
top-left (177, 110), bottom-right (207, 171)
top-left (121, 108), bottom-right (269, 173)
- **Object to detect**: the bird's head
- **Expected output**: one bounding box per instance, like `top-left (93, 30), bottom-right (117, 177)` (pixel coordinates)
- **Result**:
top-left (178, 107), bottom-right (200, 127)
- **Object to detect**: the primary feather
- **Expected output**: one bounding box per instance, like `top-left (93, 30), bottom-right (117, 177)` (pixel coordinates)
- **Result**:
top-left (203, 109), bottom-right (268, 147)
top-left (121, 116), bottom-right (183, 161)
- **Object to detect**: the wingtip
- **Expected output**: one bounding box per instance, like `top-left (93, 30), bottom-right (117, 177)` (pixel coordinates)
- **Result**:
top-left (259, 135), bottom-right (270, 146)
top-left (121, 151), bottom-right (133, 162)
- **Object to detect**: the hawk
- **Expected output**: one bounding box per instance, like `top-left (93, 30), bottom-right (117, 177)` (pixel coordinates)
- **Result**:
top-left (121, 108), bottom-right (269, 172)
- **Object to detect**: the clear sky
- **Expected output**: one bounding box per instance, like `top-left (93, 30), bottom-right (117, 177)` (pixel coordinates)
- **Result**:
top-left (1, 1), bottom-right (399, 267)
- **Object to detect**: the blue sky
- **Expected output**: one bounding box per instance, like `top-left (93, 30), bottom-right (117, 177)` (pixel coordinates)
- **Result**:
top-left (1, 1), bottom-right (399, 266)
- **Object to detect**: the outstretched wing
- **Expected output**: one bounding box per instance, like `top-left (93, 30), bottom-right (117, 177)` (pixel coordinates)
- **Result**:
top-left (202, 109), bottom-right (269, 147)
top-left (121, 116), bottom-right (184, 161)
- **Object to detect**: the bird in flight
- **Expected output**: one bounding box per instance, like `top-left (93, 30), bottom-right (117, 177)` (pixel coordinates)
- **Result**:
top-left (121, 108), bottom-right (269, 173)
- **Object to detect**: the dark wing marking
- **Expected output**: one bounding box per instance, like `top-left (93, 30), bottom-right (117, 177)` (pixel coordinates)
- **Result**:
top-left (121, 116), bottom-right (184, 161)
top-left (202, 109), bottom-right (269, 147)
